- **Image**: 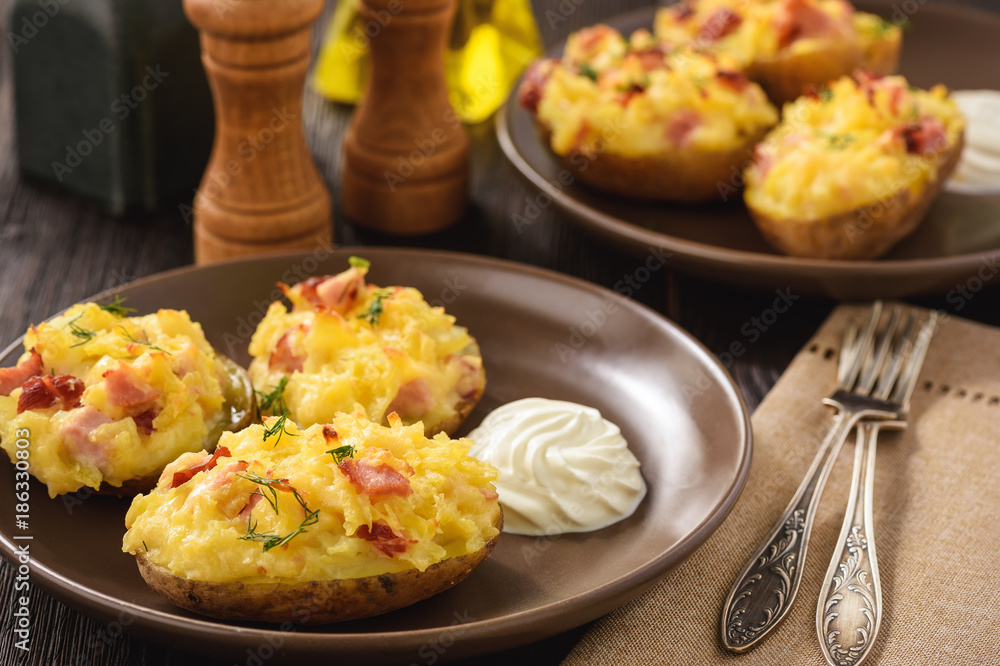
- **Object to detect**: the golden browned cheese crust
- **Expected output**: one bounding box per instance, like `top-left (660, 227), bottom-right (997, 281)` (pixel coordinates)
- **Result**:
top-left (749, 131), bottom-right (964, 260)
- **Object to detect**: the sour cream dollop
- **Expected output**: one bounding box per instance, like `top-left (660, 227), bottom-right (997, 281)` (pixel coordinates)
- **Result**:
top-left (468, 398), bottom-right (647, 536)
top-left (946, 90), bottom-right (1000, 195)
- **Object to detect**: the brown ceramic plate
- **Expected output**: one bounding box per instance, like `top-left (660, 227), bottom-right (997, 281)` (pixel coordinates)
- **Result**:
top-left (0, 249), bottom-right (750, 664)
top-left (497, 1), bottom-right (1000, 299)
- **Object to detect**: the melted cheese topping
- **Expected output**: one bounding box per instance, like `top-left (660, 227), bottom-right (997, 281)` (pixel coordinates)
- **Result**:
top-left (535, 26), bottom-right (777, 158)
top-left (248, 268), bottom-right (481, 434)
top-left (122, 413), bottom-right (501, 582)
top-left (744, 74), bottom-right (965, 220)
top-left (0, 304), bottom-right (227, 497)
top-left (654, 0), bottom-right (900, 64)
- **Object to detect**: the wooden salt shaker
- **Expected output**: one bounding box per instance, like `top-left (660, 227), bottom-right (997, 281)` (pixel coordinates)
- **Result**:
top-left (184, 0), bottom-right (332, 264)
top-left (342, 0), bottom-right (469, 234)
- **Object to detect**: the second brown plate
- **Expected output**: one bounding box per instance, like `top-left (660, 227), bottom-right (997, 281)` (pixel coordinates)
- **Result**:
top-left (497, 0), bottom-right (1000, 299)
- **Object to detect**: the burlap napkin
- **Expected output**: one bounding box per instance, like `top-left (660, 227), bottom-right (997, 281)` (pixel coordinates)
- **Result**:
top-left (563, 303), bottom-right (1000, 665)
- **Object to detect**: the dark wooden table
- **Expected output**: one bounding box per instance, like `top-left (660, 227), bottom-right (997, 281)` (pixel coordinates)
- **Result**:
top-left (1, 0), bottom-right (998, 664)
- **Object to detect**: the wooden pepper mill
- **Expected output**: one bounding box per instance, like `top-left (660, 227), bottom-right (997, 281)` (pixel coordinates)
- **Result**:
top-left (184, 0), bottom-right (332, 263)
top-left (342, 0), bottom-right (469, 234)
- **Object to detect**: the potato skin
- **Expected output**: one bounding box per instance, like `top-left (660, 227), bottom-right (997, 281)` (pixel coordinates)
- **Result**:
top-left (96, 354), bottom-right (256, 497)
top-left (746, 37), bottom-right (902, 105)
top-left (749, 132), bottom-right (965, 260)
top-left (426, 339), bottom-right (485, 438)
top-left (536, 123), bottom-right (766, 203)
top-left (135, 507), bottom-right (502, 624)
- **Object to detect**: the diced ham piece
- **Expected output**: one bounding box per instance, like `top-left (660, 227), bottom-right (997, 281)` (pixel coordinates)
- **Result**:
top-left (59, 406), bottom-right (113, 472)
top-left (386, 379), bottom-right (435, 420)
top-left (633, 47), bottom-right (665, 72)
top-left (698, 8), bottom-right (743, 42)
top-left (753, 144), bottom-right (776, 180)
top-left (356, 521), bottom-right (410, 557)
top-left (573, 25), bottom-right (615, 56)
top-left (716, 70), bottom-right (749, 93)
top-left (296, 268), bottom-right (366, 315)
top-left (237, 492), bottom-right (265, 520)
top-left (897, 117), bottom-right (949, 157)
top-left (103, 363), bottom-right (160, 408)
top-left (775, 0), bottom-right (852, 49)
top-left (0, 349), bottom-right (44, 396)
top-left (449, 355), bottom-right (483, 402)
top-left (667, 1), bottom-right (695, 22)
top-left (338, 458), bottom-right (413, 499)
top-left (16, 375), bottom-right (84, 414)
top-left (269, 324), bottom-right (307, 373)
top-left (517, 59), bottom-right (557, 114)
top-left (322, 425), bottom-right (338, 442)
top-left (169, 445), bottom-right (232, 489)
top-left (132, 407), bottom-right (161, 436)
top-left (665, 109), bottom-right (701, 148)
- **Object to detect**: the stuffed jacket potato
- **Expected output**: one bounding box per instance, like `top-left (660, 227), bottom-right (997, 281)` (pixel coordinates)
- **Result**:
top-left (517, 25), bottom-right (778, 201)
top-left (122, 411), bottom-right (502, 623)
top-left (248, 258), bottom-right (485, 437)
top-left (743, 72), bottom-right (965, 259)
top-left (654, 0), bottom-right (903, 103)
top-left (0, 302), bottom-right (252, 497)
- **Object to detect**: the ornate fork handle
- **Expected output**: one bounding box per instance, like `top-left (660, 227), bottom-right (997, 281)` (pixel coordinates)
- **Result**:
top-left (817, 423), bottom-right (886, 666)
top-left (721, 410), bottom-right (858, 652)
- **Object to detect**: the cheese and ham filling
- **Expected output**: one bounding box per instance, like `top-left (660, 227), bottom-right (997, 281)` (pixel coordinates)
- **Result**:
top-left (122, 412), bottom-right (501, 583)
top-left (0, 303), bottom-right (228, 497)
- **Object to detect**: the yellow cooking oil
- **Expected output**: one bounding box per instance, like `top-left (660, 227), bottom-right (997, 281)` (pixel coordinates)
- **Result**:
top-left (311, 0), bottom-right (542, 124)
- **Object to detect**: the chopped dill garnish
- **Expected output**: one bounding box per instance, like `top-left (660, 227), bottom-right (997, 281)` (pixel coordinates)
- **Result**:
top-left (99, 295), bottom-right (137, 317)
top-left (579, 63), bottom-right (598, 81)
top-left (262, 411), bottom-right (296, 445)
top-left (348, 256), bottom-right (370, 269)
top-left (327, 445), bottom-right (356, 464)
top-left (65, 314), bottom-right (97, 348)
top-left (118, 326), bottom-right (171, 355)
top-left (828, 133), bottom-right (855, 150)
top-left (142, 541), bottom-right (148, 553)
top-left (359, 289), bottom-right (392, 326)
top-left (818, 87), bottom-right (833, 102)
top-left (238, 475), bottom-right (320, 552)
top-left (817, 131), bottom-right (854, 150)
top-left (255, 376), bottom-right (289, 416)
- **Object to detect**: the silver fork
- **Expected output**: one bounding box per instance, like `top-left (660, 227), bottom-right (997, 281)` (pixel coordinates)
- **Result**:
top-left (816, 311), bottom-right (938, 666)
top-left (721, 301), bottom-right (920, 652)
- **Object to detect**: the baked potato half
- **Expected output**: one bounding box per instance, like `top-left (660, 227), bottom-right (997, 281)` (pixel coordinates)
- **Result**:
top-left (0, 302), bottom-right (254, 497)
top-left (518, 26), bottom-right (777, 202)
top-left (123, 413), bottom-right (502, 623)
top-left (248, 257), bottom-right (485, 437)
top-left (744, 72), bottom-right (966, 259)
top-left (655, 0), bottom-right (903, 104)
